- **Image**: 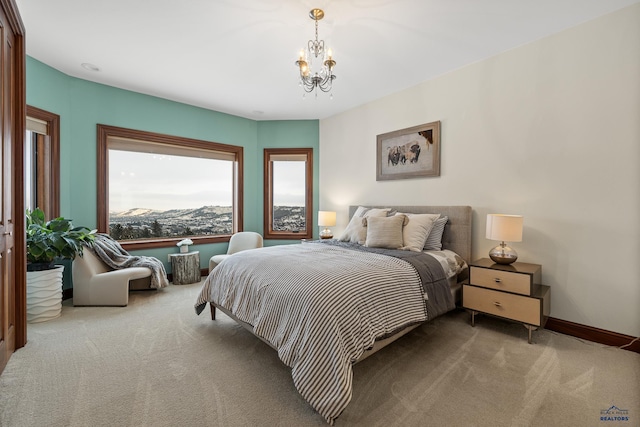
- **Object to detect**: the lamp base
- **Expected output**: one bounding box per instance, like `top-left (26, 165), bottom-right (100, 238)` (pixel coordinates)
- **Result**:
top-left (320, 228), bottom-right (333, 239)
top-left (489, 242), bottom-right (518, 265)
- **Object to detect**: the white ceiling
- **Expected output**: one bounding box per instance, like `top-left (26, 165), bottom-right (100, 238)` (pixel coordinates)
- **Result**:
top-left (16, 0), bottom-right (639, 121)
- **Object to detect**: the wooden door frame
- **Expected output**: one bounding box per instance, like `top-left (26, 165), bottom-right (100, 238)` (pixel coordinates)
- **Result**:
top-left (3, 0), bottom-right (26, 354)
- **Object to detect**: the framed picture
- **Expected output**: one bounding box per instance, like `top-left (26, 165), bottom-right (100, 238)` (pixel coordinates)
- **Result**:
top-left (376, 120), bottom-right (440, 181)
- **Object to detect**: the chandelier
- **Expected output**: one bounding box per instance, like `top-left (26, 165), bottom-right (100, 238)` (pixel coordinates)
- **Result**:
top-left (295, 8), bottom-right (336, 97)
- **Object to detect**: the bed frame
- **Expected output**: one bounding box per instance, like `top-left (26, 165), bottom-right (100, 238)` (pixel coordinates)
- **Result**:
top-left (209, 205), bottom-right (473, 361)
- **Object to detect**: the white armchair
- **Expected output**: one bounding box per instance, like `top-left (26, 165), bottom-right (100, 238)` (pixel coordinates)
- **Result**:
top-left (72, 247), bottom-right (152, 306)
top-left (208, 231), bottom-right (263, 273)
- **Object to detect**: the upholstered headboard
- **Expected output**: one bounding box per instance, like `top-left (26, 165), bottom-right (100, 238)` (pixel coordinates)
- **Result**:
top-left (348, 205), bottom-right (473, 263)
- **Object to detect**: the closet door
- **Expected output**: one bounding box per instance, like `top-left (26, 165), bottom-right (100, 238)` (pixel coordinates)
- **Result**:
top-left (0, 0), bottom-right (25, 375)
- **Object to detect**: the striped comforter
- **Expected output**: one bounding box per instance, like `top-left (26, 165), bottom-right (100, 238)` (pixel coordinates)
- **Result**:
top-left (195, 241), bottom-right (453, 424)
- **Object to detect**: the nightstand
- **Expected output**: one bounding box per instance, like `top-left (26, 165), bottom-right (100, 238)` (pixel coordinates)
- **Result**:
top-left (463, 258), bottom-right (550, 343)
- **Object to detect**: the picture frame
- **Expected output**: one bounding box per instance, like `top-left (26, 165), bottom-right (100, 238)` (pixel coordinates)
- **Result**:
top-left (376, 120), bottom-right (440, 181)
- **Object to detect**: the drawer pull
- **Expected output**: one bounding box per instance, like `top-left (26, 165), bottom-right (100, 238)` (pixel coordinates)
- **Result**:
top-left (493, 301), bottom-right (502, 307)
top-left (494, 278), bottom-right (502, 283)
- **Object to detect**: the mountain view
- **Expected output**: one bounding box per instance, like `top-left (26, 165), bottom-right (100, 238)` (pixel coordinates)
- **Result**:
top-left (109, 205), bottom-right (306, 240)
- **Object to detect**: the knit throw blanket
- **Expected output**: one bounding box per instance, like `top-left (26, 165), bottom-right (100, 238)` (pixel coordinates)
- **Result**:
top-left (90, 234), bottom-right (169, 289)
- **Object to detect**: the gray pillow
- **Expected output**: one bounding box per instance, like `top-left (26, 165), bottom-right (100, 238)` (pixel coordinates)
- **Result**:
top-left (423, 216), bottom-right (448, 251)
top-left (365, 215), bottom-right (407, 249)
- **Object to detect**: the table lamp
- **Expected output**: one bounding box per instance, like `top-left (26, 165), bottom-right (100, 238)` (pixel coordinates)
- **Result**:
top-left (318, 211), bottom-right (336, 239)
top-left (486, 214), bottom-right (523, 264)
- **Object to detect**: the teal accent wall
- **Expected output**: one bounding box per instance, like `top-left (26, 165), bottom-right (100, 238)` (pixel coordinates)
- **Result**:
top-left (257, 120), bottom-right (320, 247)
top-left (26, 57), bottom-right (319, 278)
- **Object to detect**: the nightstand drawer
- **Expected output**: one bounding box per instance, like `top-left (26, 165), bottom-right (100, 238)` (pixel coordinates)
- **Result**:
top-left (470, 266), bottom-right (531, 295)
top-left (463, 285), bottom-right (542, 326)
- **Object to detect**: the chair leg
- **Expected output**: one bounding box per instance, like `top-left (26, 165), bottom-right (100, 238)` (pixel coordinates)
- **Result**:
top-left (210, 303), bottom-right (216, 320)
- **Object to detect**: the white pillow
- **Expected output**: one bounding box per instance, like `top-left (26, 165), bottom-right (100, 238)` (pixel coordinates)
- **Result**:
top-left (423, 216), bottom-right (448, 251)
top-left (395, 212), bottom-right (440, 252)
top-left (338, 207), bottom-right (391, 244)
top-left (365, 215), bottom-right (407, 249)
top-left (338, 216), bottom-right (366, 244)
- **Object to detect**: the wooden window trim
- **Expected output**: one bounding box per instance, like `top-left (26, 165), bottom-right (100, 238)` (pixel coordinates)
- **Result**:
top-left (97, 124), bottom-right (244, 250)
top-left (263, 147), bottom-right (313, 240)
top-left (26, 105), bottom-right (60, 219)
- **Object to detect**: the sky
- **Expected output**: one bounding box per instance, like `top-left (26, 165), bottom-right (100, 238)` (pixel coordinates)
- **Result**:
top-left (273, 160), bottom-right (306, 207)
top-left (109, 151), bottom-right (305, 212)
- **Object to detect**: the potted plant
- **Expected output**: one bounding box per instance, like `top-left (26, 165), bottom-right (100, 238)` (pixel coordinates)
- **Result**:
top-left (26, 208), bottom-right (96, 322)
top-left (26, 208), bottom-right (96, 271)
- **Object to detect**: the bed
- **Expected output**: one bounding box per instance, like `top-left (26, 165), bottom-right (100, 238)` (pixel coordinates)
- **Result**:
top-left (195, 205), bottom-right (472, 424)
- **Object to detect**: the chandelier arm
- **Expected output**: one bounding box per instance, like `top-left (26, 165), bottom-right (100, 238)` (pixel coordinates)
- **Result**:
top-left (317, 75), bottom-right (335, 92)
top-left (300, 76), bottom-right (316, 93)
top-left (300, 70), bottom-right (335, 92)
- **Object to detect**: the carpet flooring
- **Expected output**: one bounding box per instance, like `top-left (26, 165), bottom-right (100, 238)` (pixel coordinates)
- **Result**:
top-left (1, 280), bottom-right (638, 427)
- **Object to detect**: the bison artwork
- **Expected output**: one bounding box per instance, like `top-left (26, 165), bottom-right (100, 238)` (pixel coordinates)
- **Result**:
top-left (377, 120), bottom-right (440, 180)
top-left (387, 141), bottom-right (421, 166)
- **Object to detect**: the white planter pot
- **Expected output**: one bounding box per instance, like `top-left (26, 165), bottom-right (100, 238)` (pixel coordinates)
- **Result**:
top-left (26, 265), bottom-right (64, 323)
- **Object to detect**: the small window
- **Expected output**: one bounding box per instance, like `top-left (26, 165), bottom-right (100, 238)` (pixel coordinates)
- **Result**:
top-left (97, 125), bottom-right (244, 250)
top-left (263, 148), bottom-right (313, 240)
top-left (25, 106), bottom-right (60, 219)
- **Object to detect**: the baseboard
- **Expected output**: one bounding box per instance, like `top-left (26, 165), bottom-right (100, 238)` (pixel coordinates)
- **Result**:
top-left (546, 317), bottom-right (639, 354)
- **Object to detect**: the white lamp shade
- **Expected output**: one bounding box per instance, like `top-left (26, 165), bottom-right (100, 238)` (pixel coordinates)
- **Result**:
top-left (486, 214), bottom-right (523, 242)
top-left (318, 211), bottom-right (336, 227)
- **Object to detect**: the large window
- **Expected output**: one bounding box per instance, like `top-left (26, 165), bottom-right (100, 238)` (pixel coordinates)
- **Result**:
top-left (97, 125), bottom-right (243, 250)
top-left (263, 148), bottom-right (313, 240)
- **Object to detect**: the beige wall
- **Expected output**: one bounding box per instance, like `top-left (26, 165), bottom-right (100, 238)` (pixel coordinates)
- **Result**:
top-left (319, 4), bottom-right (640, 337)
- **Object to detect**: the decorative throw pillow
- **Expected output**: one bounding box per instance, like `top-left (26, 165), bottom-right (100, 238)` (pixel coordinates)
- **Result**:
top-left (338, 216), bottom-right (366, 243)
top-left (396, 212), bottom-right (440, 252)
top-left (365, 215), bottom-right (407, 249)
top-left (423, 216), bottom-right (448, 251)
top-left (338, 207), bottom-right (391, 244)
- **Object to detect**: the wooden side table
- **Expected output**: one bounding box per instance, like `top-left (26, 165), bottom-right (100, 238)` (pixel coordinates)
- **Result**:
top-left (169, 251), bottom-right (201, 285)
top-left (463, 258), bottom-right (550, 343)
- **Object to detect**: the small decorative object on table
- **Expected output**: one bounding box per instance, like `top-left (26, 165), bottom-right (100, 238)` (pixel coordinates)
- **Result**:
top-left (177, 238), bottom-right (193, 254)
